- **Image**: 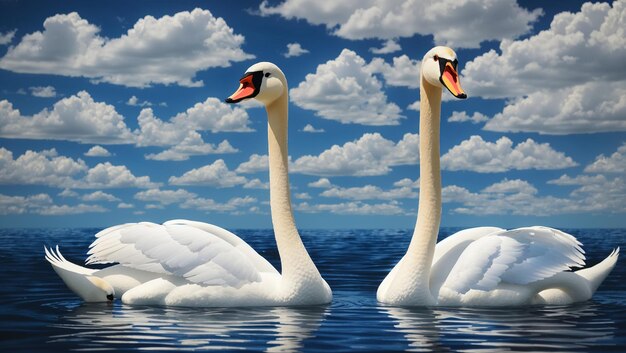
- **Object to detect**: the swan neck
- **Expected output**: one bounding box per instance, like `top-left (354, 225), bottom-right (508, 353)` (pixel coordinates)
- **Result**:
top-left (407, 78), bottom-right (442, 291)
top-left (266, 93), bottom-right (319, 283)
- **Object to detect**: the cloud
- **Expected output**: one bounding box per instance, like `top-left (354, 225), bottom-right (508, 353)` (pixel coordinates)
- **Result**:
top-left (117, 202), bottom-right (134, 209)
top-left (320, 184), bottom-right (416, 200)
top-left (284, 42), bottom-right (309, 58)
top-left (441, 135), bottom-right (577, 173)
top-left (0, 30), bottom-right (16, 45)
top-left (370, 39), bottom-right (401, 54)
top-left (0, 193), bottom-right (107, 215)
top-left (294, 192), bottom-right (312, 200)
top-left (301, 124), bottom-right (325, 133)
top-left (0, 91), bottom-right (135, 144)
top-left (126, 95), bottom-right (152, 107)
top-left (308, 178), bottom-right (332, 188)
top-left (368, 54), bottom-right (421, 88)
top-left (296, 200), bottom-right (405, 215)
top-left (393, 178), bottom-right (419, 188)
top-left (0, 9), bottom-right (253, 87)
top-left (145, 139), bottom-right (238, 161)
top-left (236, 154), bottom-right (270, 174)
top-left (84, 145), bottom-right (112, 157)
top-left (181, 196), bottom-right (257, 213)
top-left (30, 86), bottom-right (57, 98)
top-left (407, 100), bottom-right (420, 112)
top-left (81, 191), bottom-right (120, 202)
top-left (58, 188), bottom-right (79, 198)
top-left (0, 148), bottom-right (87, 187)
top-left (290, 49), bottom-right (403, 126)
top-left (171, 97), bottom-right (253, 133)
top-left (584, 143), bottom-right (626, 173)
top-left (448, 111), bottom-right (489, 124)
top-left (259, 0), bottom-right (541, 48)
top-left (79, 162), bottom-right (158, 189)
top-left (169, 159), bottom-right (247, 187)
top-left (243, 178), bottom-right (270, 189)
top-left (291, 132), bottom-right (419, 176)
top-left (134, 188), bottom-right (197, 205)
top-left (483, 82), bottom-right (626, 134)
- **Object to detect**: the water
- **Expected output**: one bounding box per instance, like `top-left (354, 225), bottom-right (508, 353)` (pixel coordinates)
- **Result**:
top-left (1, 228), bottom-right (625, 352)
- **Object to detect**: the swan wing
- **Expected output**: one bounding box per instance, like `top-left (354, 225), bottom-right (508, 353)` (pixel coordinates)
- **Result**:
top-left (85, 220), bottom-right (278, 288)
top-left (440, 226), bottom-right (586, 294)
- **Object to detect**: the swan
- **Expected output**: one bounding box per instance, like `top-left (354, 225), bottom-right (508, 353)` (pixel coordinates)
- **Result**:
top-left (45, 62), bottom-right (332, 307)
top-left (377, 46), bottom-right (619, 306)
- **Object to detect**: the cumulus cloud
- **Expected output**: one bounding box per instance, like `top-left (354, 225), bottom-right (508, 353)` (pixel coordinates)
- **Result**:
top-left (81, 191), bottom-right (120, 202)
top-left (370, 39), bottom-right (401, 54)
top-left (296, 200), bottom-right (405, 215)
top-left (0, 30), bottom-right (16, 45)
top-left (243, 178), bottom-right (270, 189)
top-left (584, 143), bottom-right (626, 173)
top-left (0, 148), bottom-right (87, 187)
top-left (0, 193), bottom-right (107, 215)
top-left (0, 9), bottom-right (253, 87)
top-left (236, 154), bottom-right (270, 174)
top-left (367, 54), bottom-right (421, 88)
top-left (117, 202), bottom-right (134, 209)
top-left (39, 203), bottom-right (108, 215)
top-left (284, 42), bottom-right (309, 58)
top-left (169, 159), bottom-right (247, 187)
top-left (448, 111), bottom-right (489, 124)
top-left (290, 49), bottom-right (403, 126)
top-left (79, 162), bottom-right (158, 189)
top-left (291, 132), bottom-right (419, 176)
top-left (441, 135), bottom-right (577, 173)
top-left (126, 95), bottom-right (152, 107)
top-left (181, 196), bottom-right (257, 213)
top-left (462, 1), bottom-right (626, 135)
top-left (171, 97), bottom-right (253, 133)
top-left (301, 124), bottom-right (325, 133)
top-left (260, 0), bottom-right (541, 48)
top-left (134, 188), bottom-right (197, 205)
top-left (29, 86), bottom-right (57, 98)
top-left (308, 178), bottom-right (332, 188)
top-left (84, 145), bottom-right (112, 157)
top-left (0, 91), bottom-right (135, 144)
top-left (320, 184), bottom-right (416, 200)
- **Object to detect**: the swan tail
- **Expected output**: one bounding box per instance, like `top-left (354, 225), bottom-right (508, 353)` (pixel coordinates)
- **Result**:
top-left (44, 246), bottom-right (113, 302)
top-left (575, 247), bottom-right (620, 294)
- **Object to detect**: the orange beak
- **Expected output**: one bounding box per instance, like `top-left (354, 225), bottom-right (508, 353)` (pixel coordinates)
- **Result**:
top-left (440, 61), bottom-right (466, 99)
top-left (225, 72), bottom-right (261, 103)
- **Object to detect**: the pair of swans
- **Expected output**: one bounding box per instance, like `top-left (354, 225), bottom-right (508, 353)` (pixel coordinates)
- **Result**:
top-left (46, 47), bottom-right (618, 307)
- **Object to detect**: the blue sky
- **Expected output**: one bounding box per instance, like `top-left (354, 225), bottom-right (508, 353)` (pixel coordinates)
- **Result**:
top-left (0, 0), bottom-right (624, 229)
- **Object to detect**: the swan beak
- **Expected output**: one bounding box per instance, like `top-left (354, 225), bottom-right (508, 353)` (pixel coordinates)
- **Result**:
top-left (440, 61), bottom-right (467, 99)
top-left (225, 71), bottom-right (262, 103)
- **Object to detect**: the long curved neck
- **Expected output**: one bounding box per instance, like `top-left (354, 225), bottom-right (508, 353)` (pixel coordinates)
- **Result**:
top-left (405, 77), bottom-right (442, 297)
top-left (266, 93), bottom-right (320, 284)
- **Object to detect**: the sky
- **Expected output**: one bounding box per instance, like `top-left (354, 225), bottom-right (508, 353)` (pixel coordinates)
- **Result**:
top-left (0, 0), bottom-right (624, 229)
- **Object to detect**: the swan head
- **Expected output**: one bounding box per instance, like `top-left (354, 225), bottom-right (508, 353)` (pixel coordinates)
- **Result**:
top-left (421, 46), bottom-right (466, 99)
top-left (225, 62), bottom-right (287, 106)
top-left (86, 276), bottom-right (115, 302)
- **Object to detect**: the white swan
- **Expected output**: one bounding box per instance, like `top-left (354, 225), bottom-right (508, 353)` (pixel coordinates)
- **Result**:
top-left (377, 46), bottom-right (619, 306)
top-left (46, 62), bottom-right (332, 307)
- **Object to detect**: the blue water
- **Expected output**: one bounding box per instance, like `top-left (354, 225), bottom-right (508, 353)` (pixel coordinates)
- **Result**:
top-left (1, 228), bottom-right (625, 352)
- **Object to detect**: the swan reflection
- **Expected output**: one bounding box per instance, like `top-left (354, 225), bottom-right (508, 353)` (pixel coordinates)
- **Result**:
top-left (50, 303), bottom-right (327, 352)
top-left (383, 302), bottom-right (615, 352)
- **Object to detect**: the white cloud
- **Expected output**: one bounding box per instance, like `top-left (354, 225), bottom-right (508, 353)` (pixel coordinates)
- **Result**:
top-left (284, 42), bottom-right (309, 58)
top-left (260, 0), bottom-right (541, 48)
top-left (393, 178), bottom-right (419, 188)
top-left (236, 154), bottom-right (269, 174)
top-left (291, 132), bottom-right (419, 176)
top-left (407, 100), bottom-right (420, 112)
top-left (81, 191), bottom-right (120, 202)
top-left (30, 86), bottom-right (57, 98)
top-left (84, 145), bottom-right (112, 157)
top-left (290, 49), bottom-right (403, 126)
top-left (134, 188), bottom-right (197, 205)
top-left (171, 97), bottom-right (253, 133)
top-left (296, 200), bottom-right (405, 215)
top-left (369, 39), bottom-right (401, 54)
top-left (308, 178), bottom-right (332, 188)
top-left (441, 135), bottom-right (577, 173)
top-left (0, 91), bottom-right (135, 144)
top-left (481, 178), bottom-right (537, 195)
top-left (117, 202), bottom-right (134, 209)
top-left (0, 10), bottom-right (253, 87)
top-left (301, 124), bottom-right (325, 133)
top-left (0, 30), bottom-right (16, 45)
top-left (367, 54), bottom-right (421, 88)
top-left (483, 82), bottom-right (626, 134)
top-left (181, 196), bottom-right (257, 213)
top-left (0, 192), bottom-right (108, 215)
top-left (0, 148), bottom-right (87, 187)
top-left (243, 178), bottom-right (270, 189)
top-left (58, 188), bottom-right (79, 198)
top-left (584, 143), bottom-right (626, 173)
top-left (126, 95), bottom-right (152, 107)
top-left (145, 138), bottom-right (238, 161)
top-left (448, 111), bottom-right (489, 124)
top-left (169, 159), bottom-right (247, 187)
top-left (295, 192), bottom-right (312, 200)
top-left (38, 203), bottom-right (108, 215)
top-left (79, 162), bottom-right (158, 189)
top-left (320, 184), bottom-right (416, 200)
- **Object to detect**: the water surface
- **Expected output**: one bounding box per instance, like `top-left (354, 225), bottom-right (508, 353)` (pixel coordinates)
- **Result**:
top-left (1, 228), bottom-right (625, 352)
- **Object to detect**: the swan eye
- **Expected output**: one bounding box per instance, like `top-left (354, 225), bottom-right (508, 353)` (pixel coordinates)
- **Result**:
top-left (106, 294), bottom-right (114, 301)
top-left (433, 55), bottom-right (439, 62)
top-left (265, 72), bottom-right (271, 78)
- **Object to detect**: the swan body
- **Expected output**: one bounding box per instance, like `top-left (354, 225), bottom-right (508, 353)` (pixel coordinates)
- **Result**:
top-left (377, 46), bottom-right (619, 306)
top-left (46, 62), bottom-right (331, 306)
